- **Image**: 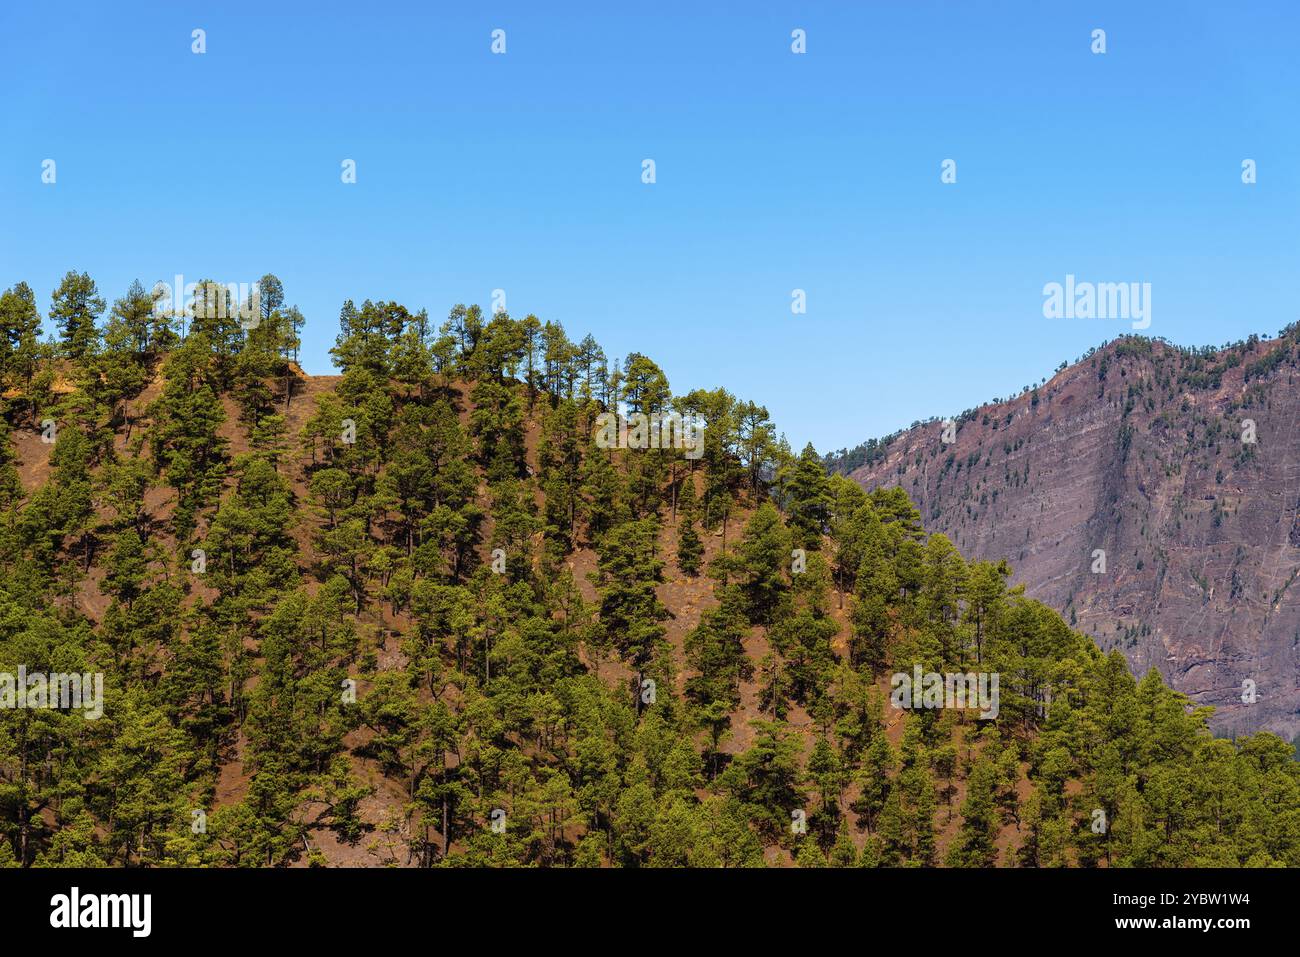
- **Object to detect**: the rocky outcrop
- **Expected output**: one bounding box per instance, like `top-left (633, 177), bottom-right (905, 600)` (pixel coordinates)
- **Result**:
top-left (845, 334), bottom-right (1300, 740)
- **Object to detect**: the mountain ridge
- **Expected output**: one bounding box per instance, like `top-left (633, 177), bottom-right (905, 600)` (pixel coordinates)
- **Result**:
top-left (1, 274), bottom-right (1297, 867)
top-left (840, 329), bottom-right (1300, 741)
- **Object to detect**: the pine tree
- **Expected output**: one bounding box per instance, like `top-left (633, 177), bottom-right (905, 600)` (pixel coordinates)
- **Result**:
top-left (594, 519), bottom-right (668, 705)
top-left (49, 270), bottom-right (104, 359)
top-left (727, 502), bottom-right (790, 624)
top-left (785, 442), bottom-right (832, 547)
top-left (946, 756), bottom-right (1000, 867)
top-left (0, 281), bottom-right (43, 391)
top-left (675, 476), bottom-right (703, 575)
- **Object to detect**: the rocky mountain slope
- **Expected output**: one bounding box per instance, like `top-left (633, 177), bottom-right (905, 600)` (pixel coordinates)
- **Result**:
top-left (841, 331), bottom-right (1300, 741)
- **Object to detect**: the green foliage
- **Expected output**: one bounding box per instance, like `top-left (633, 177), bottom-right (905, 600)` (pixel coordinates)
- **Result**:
top-left (0, 273), bottom-right (1294, 869)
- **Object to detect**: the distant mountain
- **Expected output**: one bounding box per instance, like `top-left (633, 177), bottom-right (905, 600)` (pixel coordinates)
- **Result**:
top-left (838, 330), bottom-right (1300, 741)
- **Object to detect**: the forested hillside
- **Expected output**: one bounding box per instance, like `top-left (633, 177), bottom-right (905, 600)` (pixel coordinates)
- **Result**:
top-left (0, 272), bottom-right (1297, 868)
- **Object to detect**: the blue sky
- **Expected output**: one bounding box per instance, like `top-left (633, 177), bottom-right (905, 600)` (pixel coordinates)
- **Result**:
top-left (2, 1), bottom-right (1296, 453)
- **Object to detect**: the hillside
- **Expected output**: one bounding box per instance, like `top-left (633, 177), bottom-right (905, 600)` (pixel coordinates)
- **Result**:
top-left (839, 331), bottom-right (1300, 742)
top-left (0, 273), bottom-right (1297, 868)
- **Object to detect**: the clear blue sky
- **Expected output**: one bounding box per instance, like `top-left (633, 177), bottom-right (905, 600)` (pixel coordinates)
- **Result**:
top-left (2, 1), bottom-right (1296, 453)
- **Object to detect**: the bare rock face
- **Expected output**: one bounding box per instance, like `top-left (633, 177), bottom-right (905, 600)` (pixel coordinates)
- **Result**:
top-left (845, 334), bottom-right (1300, 740)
